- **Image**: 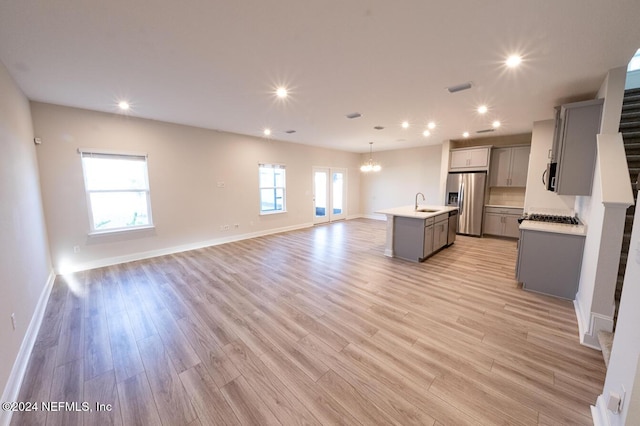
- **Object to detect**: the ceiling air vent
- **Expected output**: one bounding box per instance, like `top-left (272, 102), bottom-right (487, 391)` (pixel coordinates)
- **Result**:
top-left (346, 112), bottom-right (362, 119)
top-left (373, 126), bottom-right (384, 130)
top-left (447, 82), bottom-right (473, 93)
top-left (285, 130), bottom-right (296, 134)
top-left (476, 128), bottom-right (495, 134)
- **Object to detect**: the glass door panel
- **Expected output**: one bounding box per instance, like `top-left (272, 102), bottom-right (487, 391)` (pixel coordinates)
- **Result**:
top-left (331, 170), bottom-right (346, 221)
top-left (313, 169), bottom-right (329, 224)
top-left (313, 167), bottom-right (346, 223)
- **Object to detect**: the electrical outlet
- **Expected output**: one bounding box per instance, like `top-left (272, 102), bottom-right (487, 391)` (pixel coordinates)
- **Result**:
top-left (217, 182), bottom-right (225, 188)
top-left (224, 225), bottom-right (230, 231)
top-left (11, 313), bottom-right (16, 330)
top-left (73, 245), bottom-right (80, 254)
top-left (234, 224), bottom-right (239, 229)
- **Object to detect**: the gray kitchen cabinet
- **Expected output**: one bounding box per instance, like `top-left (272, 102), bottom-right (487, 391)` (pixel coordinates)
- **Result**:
top-left (394, 216), bottom-right (436, 262)
top-left (393, 214), bottom-right (451, 262)
top-left (449, 146), bottom-right (491, 171)
top-left (516, 229), bottom-right (585, 299)
top-left (484, 213), bottom-right (505, 236)
top-left (552, 98), bottom-right (603, 195)
top-left (423, 223), bottom-right (434, 258)
top-left (503, 215), bottom-right (521, 238)
top-left (433, 214), bottom-right (449, 250)
top-left (489, 146), bottom-right (530, 187)
top-left (483, 207), bottom-right (523, 238)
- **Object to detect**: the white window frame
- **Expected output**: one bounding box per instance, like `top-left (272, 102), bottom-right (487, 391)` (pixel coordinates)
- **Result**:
top-left (80, 149), bottom-right (154, 235)
top-left (259, 163), bottom-right (286, 215)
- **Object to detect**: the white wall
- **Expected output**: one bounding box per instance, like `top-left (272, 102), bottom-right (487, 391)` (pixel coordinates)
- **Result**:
top-left (0, 62), bottom-right (52, 415)
top-left (31, 102), bottom-right (362, 273)
top-left (597, 202), bottom-right (640, 425)
top-left (360, 144), bottom-right (443, 218)
top-left (523, 120), bottom-right (576, 214)
top-left (574, 67), bottom-right (630, 349)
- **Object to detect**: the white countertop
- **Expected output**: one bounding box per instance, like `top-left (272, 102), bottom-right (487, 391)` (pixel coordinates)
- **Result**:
top-left (519, 220), bottom-right (587, 236)
top-left (375, 205), bottom-right (457, 219)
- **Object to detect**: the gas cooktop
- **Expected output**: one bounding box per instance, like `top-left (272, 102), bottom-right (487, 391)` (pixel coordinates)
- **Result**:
top-left (519, 213), bottom-right (580, 225)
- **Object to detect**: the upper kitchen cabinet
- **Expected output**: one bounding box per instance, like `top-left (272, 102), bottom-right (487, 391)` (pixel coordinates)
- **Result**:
top-left (449, 146), bottom-right (491, 171)
top-left (551, 98), bottom-right (603, 195)
top-left (489, 145), bottom-right (530, 187)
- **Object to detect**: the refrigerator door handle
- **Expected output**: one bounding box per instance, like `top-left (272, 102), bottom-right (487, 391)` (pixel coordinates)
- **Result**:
top-left (459, 182), bottom-right (464, 215)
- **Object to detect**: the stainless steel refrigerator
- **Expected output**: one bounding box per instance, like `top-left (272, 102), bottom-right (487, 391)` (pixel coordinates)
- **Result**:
top-left (446, 172), bottom-right (487, 236)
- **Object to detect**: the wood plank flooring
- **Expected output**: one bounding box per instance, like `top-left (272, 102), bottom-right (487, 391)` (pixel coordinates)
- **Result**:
top-left (10, 219), bottom-right (605, 425)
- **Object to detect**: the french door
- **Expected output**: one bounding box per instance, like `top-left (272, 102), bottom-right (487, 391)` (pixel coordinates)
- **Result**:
top-left (313, 167), bottom-right (347, 224)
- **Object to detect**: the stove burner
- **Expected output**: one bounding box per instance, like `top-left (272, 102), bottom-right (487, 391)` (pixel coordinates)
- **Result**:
top-left (527, 214), bottom-right (579, 225)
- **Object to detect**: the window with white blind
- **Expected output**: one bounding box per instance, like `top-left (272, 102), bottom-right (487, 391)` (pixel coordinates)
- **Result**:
top-left (80, 150), bottom-right (153, 233)
top-left (259, 163), bottom-right (286, 214)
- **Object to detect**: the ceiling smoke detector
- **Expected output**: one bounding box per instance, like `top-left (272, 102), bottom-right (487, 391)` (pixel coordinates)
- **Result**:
top-left (446, 82), bottom-right (473, 93)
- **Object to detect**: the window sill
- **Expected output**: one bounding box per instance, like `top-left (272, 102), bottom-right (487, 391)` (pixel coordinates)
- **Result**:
top-left (88, 225), bottom-right (155, 237)
top-left (259, 210), bottom-right (287, 216)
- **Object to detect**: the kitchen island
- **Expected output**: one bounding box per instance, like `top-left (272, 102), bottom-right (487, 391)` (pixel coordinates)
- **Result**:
top-left (376, 205), bottom-right (458, 262)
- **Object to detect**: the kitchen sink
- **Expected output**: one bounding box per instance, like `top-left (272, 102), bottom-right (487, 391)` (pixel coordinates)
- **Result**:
top-left (415, 208), bottom-right (439, 213)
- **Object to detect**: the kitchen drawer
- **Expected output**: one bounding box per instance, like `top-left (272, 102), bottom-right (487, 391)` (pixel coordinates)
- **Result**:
top-left (434, 213), bottom-right (448, 224)
top-left (485, 206), bottom-right (523, 216)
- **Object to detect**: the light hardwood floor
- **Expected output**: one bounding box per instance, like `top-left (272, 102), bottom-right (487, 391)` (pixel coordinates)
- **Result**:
top-left (11, 219), bottom-right (605, 425)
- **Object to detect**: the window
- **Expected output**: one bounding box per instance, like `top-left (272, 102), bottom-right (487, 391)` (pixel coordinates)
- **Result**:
top-left (259, 163), bottom-right (286, 214)
top-left (80, 151), bottom-right (153, 233)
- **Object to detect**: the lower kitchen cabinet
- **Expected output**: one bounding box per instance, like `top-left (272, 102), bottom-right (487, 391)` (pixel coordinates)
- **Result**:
top-left (483, 206), bottom-right (523, 238)
top-left (393, 214), bottom-right (448, 262)
top-left (516, 229), bottom-right (585, 299)
top-left (423, 223), bottom-right (434, 258)
top-left (433, 214), bottom-right (449, 250)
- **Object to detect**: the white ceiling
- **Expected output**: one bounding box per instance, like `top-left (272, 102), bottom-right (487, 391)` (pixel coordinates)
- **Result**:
top-left (1, 1), bottom-right (639, 153)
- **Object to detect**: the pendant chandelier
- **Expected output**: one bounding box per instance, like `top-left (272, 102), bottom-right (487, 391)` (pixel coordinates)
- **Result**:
top-left (360, 142), bottom-right (381, 172)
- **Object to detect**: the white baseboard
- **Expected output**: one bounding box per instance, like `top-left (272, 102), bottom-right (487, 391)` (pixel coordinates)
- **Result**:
top-left (57, 222), bottom-right (315, 274)
top-left (347, 214), bottom-right (364, 220)
top-left (591, 394), bottom-right (610, 426)
top-left (0, 270), bottom-right (55, 426)
top-left (362, 213), bottom-right (386, 221)
top-left (574, 299), bottom-right (614, 350)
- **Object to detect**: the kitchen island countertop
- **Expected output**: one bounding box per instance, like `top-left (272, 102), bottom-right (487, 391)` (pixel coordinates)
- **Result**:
top-left (375, 205), bottom-right (458, 219)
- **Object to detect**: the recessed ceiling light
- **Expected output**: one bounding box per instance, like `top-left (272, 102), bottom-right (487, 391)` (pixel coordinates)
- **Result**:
top-left (492, 120), bottom-right (501, 128)
top-left (374, 126), bottom-right (384, 130)
top-left (263, 128), bottom-right (271, 136)
top-left (346, 112), bottom-right (362, 119)
top-left (276, 87), bottom-right (288, 98)
top-left (462, 132), bottom-right (470, 138)
top-left (423, 130), bottom-right (431, 137)
top-left (427, 122), bottom-right (436, 130)
top-left (401, 121), bottom-right (409, 129)
top-left (506, 55), bottom-right (522, 68)
top-left (118, 101), bottom-right (130, 111)
top-left (477, 105), bottom-right (488, 114)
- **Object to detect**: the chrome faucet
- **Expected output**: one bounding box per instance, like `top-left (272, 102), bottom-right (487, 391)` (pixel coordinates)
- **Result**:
top-left (415, 192), bottom-right (425, 210)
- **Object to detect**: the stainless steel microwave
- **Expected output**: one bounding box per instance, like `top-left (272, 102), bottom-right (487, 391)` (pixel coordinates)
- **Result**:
top-left (545, 162), bottom-right (557, 191)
